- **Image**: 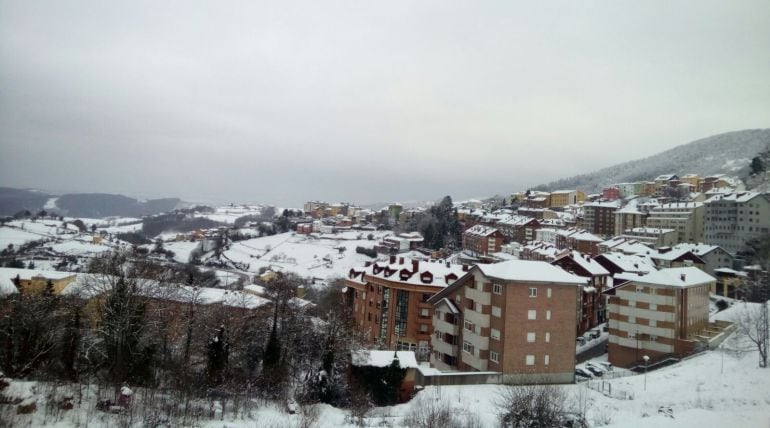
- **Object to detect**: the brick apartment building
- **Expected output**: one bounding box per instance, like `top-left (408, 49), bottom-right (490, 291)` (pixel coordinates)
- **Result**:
top-left (427, 260), bottom-right (586, 384)
top-left (582, 202), bottom-right (619, 237)
top-left (606, 267), bottom-right (714, 368)
top-left (495, 216), bottom-right (540, 244)
top-left (462, 225), bottom-right (505, 256)
top-left (344, 257), bottom-right (467, 360)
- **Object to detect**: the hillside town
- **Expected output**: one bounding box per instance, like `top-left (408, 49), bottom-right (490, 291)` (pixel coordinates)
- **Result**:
top-left (1, 166), bottom-right (769, 427)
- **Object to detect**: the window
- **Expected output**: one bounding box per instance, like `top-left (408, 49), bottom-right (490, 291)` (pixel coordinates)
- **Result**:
top-left (528, 310), bottom-right (537, 320)
top-left (475, 302), bottom-right (483, 312)
top-left (493, 283), bottom-right (503, 294)
top-left (629, 316), bottom-right (635, 323)
top-left (491, 328), bottom-right (501, 341)
top-left (464, 320), bottom-right (476, 333)
top-left (527, 332), bottom-right (536, 343)
top-left (545, 332), bottom-right (551, 343)
top-left (490, 351), bottom-right (499, 363)
top-left (463, 341), bottom-right (474, 354)
top-left (525, 355), bottom-right (535, 366)
top-left (420, 308), bottom-right (430, 318)
top-left (544, 355), bottom-right (550, 365)
top-left (546, 310), bottom-right (551, 320)
top-left (529, 287), bottom-right (538, 297)
top-left (650, 303), bottom-right (657, 310)
top-left (492, 306), bottom-right (502, 317)
top-left (547, 288), bottom-right (552, 298)
top-left (650, 319), bottom-right (656, 327)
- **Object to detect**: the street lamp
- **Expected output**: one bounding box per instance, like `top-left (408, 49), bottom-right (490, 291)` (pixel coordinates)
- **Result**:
top-left (642, 355), bottom-right (650, 391)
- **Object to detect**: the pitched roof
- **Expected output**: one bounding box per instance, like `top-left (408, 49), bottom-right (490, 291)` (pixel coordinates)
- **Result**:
top-left (464, 224), bottom-right (502, 237)
top-left (616, 267), bottom-right (715, 288)
top-left (476, 260), bottom-right (587, 285)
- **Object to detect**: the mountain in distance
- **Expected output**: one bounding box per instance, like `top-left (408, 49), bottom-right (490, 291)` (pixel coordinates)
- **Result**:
top-left (534, 129), bottom-right (770, 193)
top-left (0, 187), bottom-right (183, 218)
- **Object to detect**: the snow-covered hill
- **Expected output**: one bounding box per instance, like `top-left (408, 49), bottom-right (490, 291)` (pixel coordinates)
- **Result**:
top-left (538, 129), bottom-right (770, 193)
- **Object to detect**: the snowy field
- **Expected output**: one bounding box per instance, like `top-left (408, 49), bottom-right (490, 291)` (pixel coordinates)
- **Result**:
top-left (193, 205), bottom-right (265, 224)
top-left (222, 231), bottom-right (390, 281)
top-left (0, 227), bottom-right (46, 249)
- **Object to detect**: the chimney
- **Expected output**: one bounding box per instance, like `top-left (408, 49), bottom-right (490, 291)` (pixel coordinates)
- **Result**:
top-left (462, 264), bottom-right (469, 272)
top-left (446, 261), bottom-right (450, 268)
top-left (680, 274), bottom-right (686, 281)
top-left (399, 257), bottom-right (405, 265)
top-left (390, 255), bottom-right (396, 264)
top-left (364, 261), bottom-right (372, 267)
top-left (412, 259), bottom-right (419, 272)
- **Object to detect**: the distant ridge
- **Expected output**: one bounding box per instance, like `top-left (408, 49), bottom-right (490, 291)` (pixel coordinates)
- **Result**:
top-left (0, 188), bottom-right (182, 218)
top-left (535, 129), bottom-right (770, 193)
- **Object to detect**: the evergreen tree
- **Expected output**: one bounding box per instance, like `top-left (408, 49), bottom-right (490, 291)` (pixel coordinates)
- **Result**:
top-left (206, 325), bottom-right (229, 387)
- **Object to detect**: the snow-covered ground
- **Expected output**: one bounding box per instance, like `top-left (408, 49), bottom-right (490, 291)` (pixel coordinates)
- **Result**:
top-left (0, 227), bottom-right (46, 249)
top-left (193, 205), bottom-right (265, 224)
top-left (222, 231), bottom-right (390, 281)
top-left (3, 302), bottom-right (767, 428)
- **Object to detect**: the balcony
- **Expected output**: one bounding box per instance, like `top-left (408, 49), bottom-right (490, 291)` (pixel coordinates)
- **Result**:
top-left (434, 317), bottom-right (460, 336)
top-left (431, 337), bottom-right (459, 357)
top-left (465, 286), bottom-right (491, 305)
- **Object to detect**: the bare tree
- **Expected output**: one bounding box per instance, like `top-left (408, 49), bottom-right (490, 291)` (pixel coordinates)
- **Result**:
top-left (734, 301), bottom-right (769, 368)
top-left (496, 383), bottom-right (587, 428)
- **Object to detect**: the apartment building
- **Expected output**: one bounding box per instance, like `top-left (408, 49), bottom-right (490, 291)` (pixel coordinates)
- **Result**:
top-left (551, 251), bottom-right (610, 333)
top-left (549, 190), bottom-right (585, 208)
top-left (645, 202), bottom-right (705, 244)
top-left (344, 257), bottom-right (467, 360)
top-left (620, 227), bottom-right (678, 248)
top-left (427, 260), bottom-right (586, 384)
top-left (672, 243), bottom-right (734, 275)
top-left (496, 216), bottom-right (540, 244)
top-left (582, 201), bottom-right (619, 237)
top-left (462, 225), bottom-right (505, 256)
top-left (704, 191), bottom-right (770, 255)
top-left (602, 187), bottom-right (620, 201)
top-left (607, 267), bottom-right (714, 368)
top-left (614, 203), bottom-right (647, 236)
top-left (555, 228), bottom-right (603, 256)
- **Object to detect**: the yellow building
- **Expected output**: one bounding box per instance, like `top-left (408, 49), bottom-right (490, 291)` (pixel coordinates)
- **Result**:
top-left (680, 174), bottom-right (700, 192)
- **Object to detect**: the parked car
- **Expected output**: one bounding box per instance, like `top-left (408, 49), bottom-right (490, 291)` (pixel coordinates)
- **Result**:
top-left (575, 367), bottom-right (593, 379)
top-left (576, 337), bottom-right (586, 346)
top-left (584, 365), bottom-right (604, 377)
top-left (586, 362), bottom-right (607, 374)
top-left (597, 361), bottom-right (613, 371)
top-left (588, 329), bottom-right (601, 339)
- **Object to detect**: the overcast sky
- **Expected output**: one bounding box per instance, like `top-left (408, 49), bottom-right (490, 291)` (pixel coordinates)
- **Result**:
top-left (1, 1), bottom-right (769, 207)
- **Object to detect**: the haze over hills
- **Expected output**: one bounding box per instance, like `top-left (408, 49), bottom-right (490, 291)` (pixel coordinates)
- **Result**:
top-left (0, 188), bottom-right (182, 218)
top-left (534, 129), bottom-right (770, 193)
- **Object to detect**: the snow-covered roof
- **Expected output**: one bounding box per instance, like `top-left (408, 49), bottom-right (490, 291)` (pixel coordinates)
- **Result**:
top-left (616, 267), bottom-right (714, 288)
top-left (497, 215), bottom-right (537, 227)
top-left (705, 191), bottom-right (766, 204)
top-left (436, 297), bottom-right (460, 314)
top-left (351, 350), bottom-right (419, 369)
top-left (672, 243), bottom-right (726, 257)
top-left (476, 260), bottom-right (587, 285)
top-left (464, 224), bottom-right (501, 237)
top-left (348, 258), bottom-right (465, 288)
top-left (555, 251), bottom-right (609, 276)
top-left (595, 252), bottom-right (657, 274)
top-left (60, 274), bottom-right (270, 308)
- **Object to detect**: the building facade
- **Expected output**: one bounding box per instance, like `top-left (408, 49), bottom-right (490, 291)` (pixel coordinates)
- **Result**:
top-left (344, 257), bottom-right (466, 360)
top-left (645, 202), bottom-right (705, 244)
top-left (607, 267), bottom-right (713, 368)
top-left (427, 260), bottom-right (585, 384)
top-left (704, 192), bottom-right (770, 255)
